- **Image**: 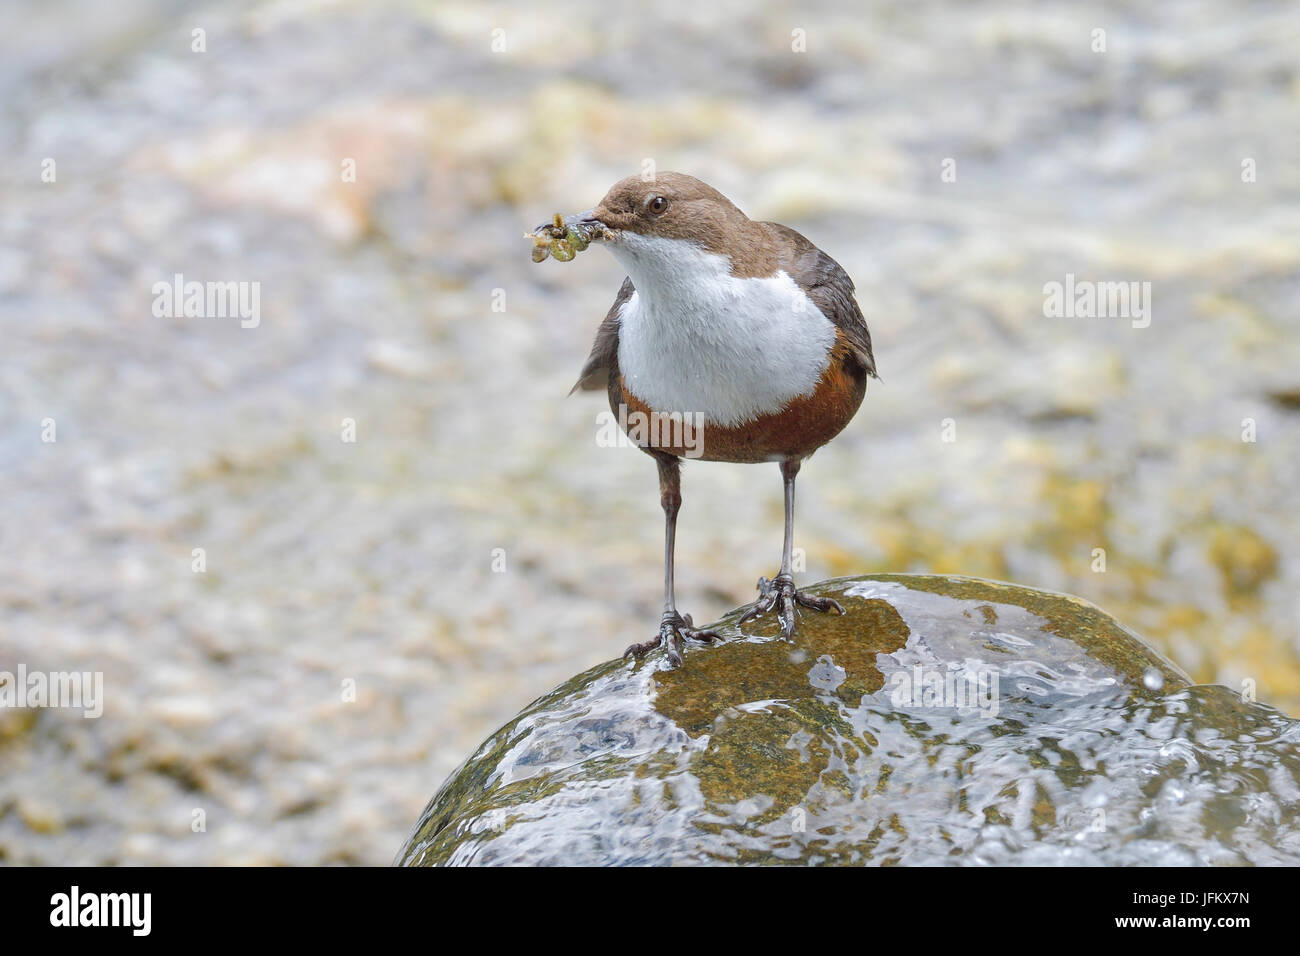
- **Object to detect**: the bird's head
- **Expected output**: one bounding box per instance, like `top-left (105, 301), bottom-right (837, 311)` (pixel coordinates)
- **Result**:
top-left (549, 172), bottom-right (764, 284)
top-left (589, 172), bottom-right (746, 245)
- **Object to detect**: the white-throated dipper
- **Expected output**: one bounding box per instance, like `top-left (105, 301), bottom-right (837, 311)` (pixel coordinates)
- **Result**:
top-left (532, 172), bottom-right (877, 667)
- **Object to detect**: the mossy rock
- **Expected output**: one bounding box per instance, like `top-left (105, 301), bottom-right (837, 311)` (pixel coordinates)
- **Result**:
top-left (397, 575), bottom-right (1300, 866)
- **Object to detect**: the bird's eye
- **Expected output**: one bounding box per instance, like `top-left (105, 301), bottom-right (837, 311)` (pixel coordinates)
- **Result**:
top-left (648, 196), bottom-right (669, 216)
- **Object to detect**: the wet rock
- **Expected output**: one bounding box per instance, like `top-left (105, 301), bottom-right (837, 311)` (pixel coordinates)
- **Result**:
top-left (397, 574), bottom-right (1300, 866)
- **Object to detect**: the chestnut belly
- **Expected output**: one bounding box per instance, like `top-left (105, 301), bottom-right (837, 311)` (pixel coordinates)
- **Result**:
top-left (613, 348), bottom-right (866, 464)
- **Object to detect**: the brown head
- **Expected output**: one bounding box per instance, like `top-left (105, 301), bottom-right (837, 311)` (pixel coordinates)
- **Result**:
top-left (565, 172), bottom-right (777, 280)
top-left (593, 173), bottom-right (750, 247)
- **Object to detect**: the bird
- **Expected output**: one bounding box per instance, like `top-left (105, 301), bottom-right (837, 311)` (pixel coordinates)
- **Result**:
top-left (541, 172), bottom-right (877, 667)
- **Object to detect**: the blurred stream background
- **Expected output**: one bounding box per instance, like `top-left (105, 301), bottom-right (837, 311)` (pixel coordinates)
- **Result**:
top-left (0, 0), bottom-right (1298, 864)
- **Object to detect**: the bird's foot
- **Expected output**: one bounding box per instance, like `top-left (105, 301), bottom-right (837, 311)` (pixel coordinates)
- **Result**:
top-left (738, 573), bottom-right (845, 640)
top-left (623, 610), bottom-right (721, 668)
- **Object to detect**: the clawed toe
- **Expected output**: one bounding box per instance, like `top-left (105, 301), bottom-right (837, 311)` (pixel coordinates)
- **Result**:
top-left (622, 636), bottom-right (664, 660)
top-left (794, 592), bottom-right (845, 614)
top-left (739, 573), bottom-right (844, 640)
top-left (623, 610), bottom-right (722, 667)
top-left (678, 612), bottom-right (722, 644)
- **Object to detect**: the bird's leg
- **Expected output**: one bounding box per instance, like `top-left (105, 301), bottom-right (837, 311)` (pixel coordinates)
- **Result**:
top-left (739, 458), bottom-right (845, 640)
top-left (623, 455), bottom-right (721, 667)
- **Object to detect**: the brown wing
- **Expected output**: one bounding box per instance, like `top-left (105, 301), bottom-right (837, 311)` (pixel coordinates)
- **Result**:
top-left (760, 221), bottom-right (878, 380)
top-left (570, 276), bottom-right (634, 394)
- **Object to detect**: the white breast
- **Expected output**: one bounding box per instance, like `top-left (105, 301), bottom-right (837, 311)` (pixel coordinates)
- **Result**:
top-left (609, 235), bottom-right (836, 428)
